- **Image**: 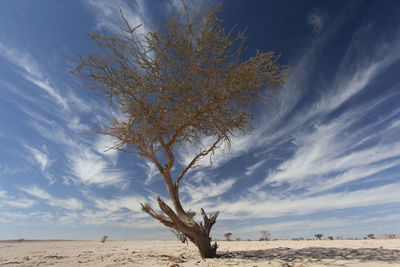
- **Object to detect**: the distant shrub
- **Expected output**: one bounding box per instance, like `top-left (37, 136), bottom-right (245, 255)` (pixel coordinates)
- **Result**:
top-left (314, 234), bottom-right (323, 240)
top-left (101, 235), bottom-right (108, 243)
top-left (328, 236), bottom-right (334, 240)
top-left (259, 230), bottom-right (270, 241)
top-left (367, 234), bottom-right (375, 239)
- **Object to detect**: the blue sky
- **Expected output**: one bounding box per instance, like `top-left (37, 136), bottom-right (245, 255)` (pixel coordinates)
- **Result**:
top-left (1, 0), bottom-right (400, 241)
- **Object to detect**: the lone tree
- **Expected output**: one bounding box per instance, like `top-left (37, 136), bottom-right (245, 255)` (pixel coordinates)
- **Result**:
top-left (224, 232), bottom-right (232, 241)
top-left (260, 230), bottom-right (270, 241)
top-left (72, 1), bottom-right (288, 258)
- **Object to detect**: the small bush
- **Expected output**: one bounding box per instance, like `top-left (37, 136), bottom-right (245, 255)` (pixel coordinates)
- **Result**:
top-left (314, 234), bottom-right (323, 240)
top-left (101, 235), bottom-right (108, 243)
top-left (367, 234), bottom-right (375, 239)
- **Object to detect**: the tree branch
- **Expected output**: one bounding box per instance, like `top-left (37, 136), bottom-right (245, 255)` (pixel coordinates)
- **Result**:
top-left (200, 208), bottom-right (219, 236)
top-left (175, 136), bottom-right (223, 187)
top-left (141, 202), bottom-right (175, 228)
top-left (156, 197), bottom-right (196, 230)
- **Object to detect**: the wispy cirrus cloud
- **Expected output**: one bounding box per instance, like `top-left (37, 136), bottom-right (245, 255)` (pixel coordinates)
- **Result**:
top-left (258, 118), bottom-right (400, 191)
top-left (181, 177), bottom-right (236, 203)
top-left (94, 135), bottom-right (119, 166)
top-left (19, 185), bottom-right (83, 210)
top-left (67, 146), bottom-right (127, 187)
top-left (307, 8), bottom-right (327, 34)
top-left (245, 159), bottom-right (266, 177)
top-left (210, 182), bottom-right (400, 221)
top-left (23, 144), bottom-right (56, 184)
top-left (0, 188), bottom-right (37, 209)
top-left (0, 41), bottom-right (43, 79)
top-left (90, 194), bottom-right (146, 212)
top-left (85, 0), bottom-right (150, 36)
top-left (2, 198), bottom-right (37, 209)
top-left (24, 145), bottom-right (51, 172)
top-left (0, 41), bottom-right (69, 110)
top-left (139, 159), bottom-right (159, 185)
top-left (0, 189), bottom-right (6, 198)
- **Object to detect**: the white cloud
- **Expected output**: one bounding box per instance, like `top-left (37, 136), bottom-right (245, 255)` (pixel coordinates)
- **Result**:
top-left (254, 106), bottom-right (400, 192)
top-left (0, 189), bottom-right (7, 198)
top-left (177, 133), bottom-right (254, 171)
top-left (166, 0), bottom-right (217, 13)
top-left (0, 212), bottom-right (29, 222)
top-left (0, 211), bottom-right (54, 225)
top-left (245, 159), bottom-right (266, 176)
top-left (320, 61), bottom-right (381, 114)
top-left (24, 75), bottom-right (69, 110)
top-left (307, 9), bottom-right (326, 34)
top-left (0, 41), bottom-right (69, 110)
top-left (20, 186), bottom-right (51, 199)
top-left (306, 159), bottom-right (400, 195)
top-left (91, 195), bottom-right (146, 212)
top-left (19, 185), bottom-right (83, 210)
top-left (66, 90), bottom-right (93, 113)
top-left (181, 177), bottom-right (236, 203)
top-left (66, 116), bottom-right (91, 133)
top-left (0, 41), bottom-right (43, 79)
top-left (389, 119), bottom-right (400, 130)
top-left (24, 145), bottom-right (56, 184)
top-left (67, 146), bottom-right (126, 187)
top-left (140, 159), bottom-right (159, 185)
top-left (2, 198), bottom-right (37, 209)
top-left (362, 213), bottom-right (400, 224)
top-left (29, 119), bottom-right (79, 149)
top-left (94, 135), bottom-right (119, 166)
top-left (25, 145), bottom-right (51, 172)
top-left (213, 182), bottom-right (400, 220)
top-left (85, 0), bottom-right (150, 36)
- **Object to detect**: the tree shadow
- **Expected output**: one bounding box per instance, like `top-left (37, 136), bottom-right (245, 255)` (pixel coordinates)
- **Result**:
top-left (219, 247), bottom-right (400, 264)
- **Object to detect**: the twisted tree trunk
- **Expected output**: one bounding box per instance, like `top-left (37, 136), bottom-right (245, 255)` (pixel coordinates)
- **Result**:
top-left (141, 179), bottom-right (219, 258)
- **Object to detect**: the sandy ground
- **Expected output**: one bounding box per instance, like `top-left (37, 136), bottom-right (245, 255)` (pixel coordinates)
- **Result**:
top-left (1, 239), bottom-right (400, 267)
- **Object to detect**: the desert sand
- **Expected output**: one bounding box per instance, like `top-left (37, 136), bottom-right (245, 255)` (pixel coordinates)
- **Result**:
top-left (1, 239), bottom-right (400, 266)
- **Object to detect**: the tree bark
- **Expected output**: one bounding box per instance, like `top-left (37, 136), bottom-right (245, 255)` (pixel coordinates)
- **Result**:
top-left (187, 234), bottom-right (218, 258)
top-left (141, 195), bottom-right (219, 258)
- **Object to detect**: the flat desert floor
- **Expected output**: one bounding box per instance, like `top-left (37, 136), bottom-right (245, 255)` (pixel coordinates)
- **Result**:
top-left (1, 239), bottom-right (400, 266)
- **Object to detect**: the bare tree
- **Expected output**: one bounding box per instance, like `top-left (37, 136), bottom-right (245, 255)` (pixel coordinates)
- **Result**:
top-left (72, 1), bottom-right (288, 258)
top-left (224, 232), bottom-right (232, 241)
top-left (260, 230), bottom-right (270, 241)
